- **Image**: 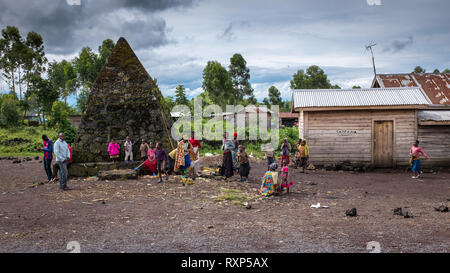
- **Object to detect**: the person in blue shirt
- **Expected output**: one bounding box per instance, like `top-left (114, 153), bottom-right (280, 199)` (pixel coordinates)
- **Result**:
top-left (39, 134), bottom-right (53, 182)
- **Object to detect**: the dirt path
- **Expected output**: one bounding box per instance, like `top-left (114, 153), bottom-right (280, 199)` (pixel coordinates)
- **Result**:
top-left (0, 157), bottom-right (448, 253)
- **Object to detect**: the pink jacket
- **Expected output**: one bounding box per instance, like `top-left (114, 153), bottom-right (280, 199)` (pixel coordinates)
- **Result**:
top-left (108, 142), bottom-right (120, 156)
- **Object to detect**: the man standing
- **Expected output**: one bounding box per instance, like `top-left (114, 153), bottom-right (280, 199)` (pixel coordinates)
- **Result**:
top-left (54, 132), bottom-right (71, 190)
top-left (39, 135), bottom-right (53, 183)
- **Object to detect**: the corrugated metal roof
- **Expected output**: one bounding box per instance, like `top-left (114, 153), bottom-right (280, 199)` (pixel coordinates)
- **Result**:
top-left (373, 73), bottom-right (450, 105)
top-left (418, 110), bottom-right (450, 121)
top-left (292, 87), bottom-right (430, 109)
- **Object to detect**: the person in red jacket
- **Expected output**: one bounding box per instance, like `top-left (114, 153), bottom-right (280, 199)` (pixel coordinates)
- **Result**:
top-left (50, 144), bottom-right (72, 183)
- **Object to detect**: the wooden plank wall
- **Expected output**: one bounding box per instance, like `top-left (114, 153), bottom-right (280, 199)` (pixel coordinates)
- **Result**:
top-left (418, 125), bottom-right (450, 167)
top-left (301, 109), bottom-right (417, 165)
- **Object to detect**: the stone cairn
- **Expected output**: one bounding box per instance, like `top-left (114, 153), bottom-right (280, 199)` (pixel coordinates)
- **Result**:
top-left (71, 37), bottom-right (174, 164)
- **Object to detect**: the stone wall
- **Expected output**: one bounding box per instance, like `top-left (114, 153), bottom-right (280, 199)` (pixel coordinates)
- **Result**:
top-left (71, 37), bottom-right (174, 163)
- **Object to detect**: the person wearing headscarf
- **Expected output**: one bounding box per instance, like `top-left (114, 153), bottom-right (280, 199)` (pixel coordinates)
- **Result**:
top-left (220, 132), bottom-right (234, 178)
top-left (231, 132), bottom-right (240, 173)
top-left (174, 134), bottom-right (196, 174)
top-left (260, 163), bottom-right (279, 196)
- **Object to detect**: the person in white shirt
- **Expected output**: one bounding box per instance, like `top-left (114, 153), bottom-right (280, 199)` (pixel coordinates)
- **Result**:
top-left (124, 136), bottom-right (134, 163)
top-left (54, 132), bottom-right (71, 190)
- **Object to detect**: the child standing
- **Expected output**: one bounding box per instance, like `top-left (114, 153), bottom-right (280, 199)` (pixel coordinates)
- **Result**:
top-left (299, 140), bottom-right (309, 173)
top-left (155, 143), bottom-right (168, 183)
top-left (124, 136), bottom-right (134, 163)
top-left (237, 145), bottom-right (250, 183)
top-left (409, 140), bottom-right (428, 179)
top-left (281, 158), bottom-right (293, 194)
top-left (107, 138), bottom-right (120, 162)
top-left (140, 139), bottom-right (149, 161)
top-left (280, 138), bottom-right (291, 165)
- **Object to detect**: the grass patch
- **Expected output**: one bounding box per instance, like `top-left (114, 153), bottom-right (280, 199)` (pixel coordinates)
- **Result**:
top-left (0, 126), bottom-right (57, 156)
top-left (214, 187), bottom-right (253, 206)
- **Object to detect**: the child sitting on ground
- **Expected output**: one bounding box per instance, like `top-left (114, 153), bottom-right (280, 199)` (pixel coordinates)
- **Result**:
top-left (280, 158), bottom-right (294, 194)
top-left (155, 143), bottom-right (169, 183)
top-left (107, 138), bottom-right (120, 163)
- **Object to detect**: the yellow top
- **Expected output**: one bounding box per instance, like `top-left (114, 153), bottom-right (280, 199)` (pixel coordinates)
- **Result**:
top-left (298, 144), bottom-right (309, 157)
top-left (168, 149), bottom-right (177, 159)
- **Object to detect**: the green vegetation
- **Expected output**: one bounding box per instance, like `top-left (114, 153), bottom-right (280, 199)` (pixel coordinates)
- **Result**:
top-left (0, 126), bottom-right (57, 156)
top-left (214, 187), bottom-right (254, 206)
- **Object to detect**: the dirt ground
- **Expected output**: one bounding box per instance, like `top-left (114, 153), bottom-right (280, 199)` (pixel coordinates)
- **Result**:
top-left (0, 156), bottom-right (448, 253)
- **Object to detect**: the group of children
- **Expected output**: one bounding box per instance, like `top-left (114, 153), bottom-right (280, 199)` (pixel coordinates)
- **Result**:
top-left (107, 136), bottom-right (177, 183)
top-left (260, 138), bottom-right (309, 196)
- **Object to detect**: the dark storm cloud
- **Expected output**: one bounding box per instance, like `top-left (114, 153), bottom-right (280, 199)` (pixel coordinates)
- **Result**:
top-left (383, 36), bottom-right (414, 53)
top-left (0, 0), bottom-right (197, 54)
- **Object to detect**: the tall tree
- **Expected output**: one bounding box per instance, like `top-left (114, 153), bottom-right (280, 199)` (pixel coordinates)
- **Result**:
top-left (268, 85), bottom-right (282, 105)
top-left (174, 85), bottom-right (189, 105)
top-left (290, 65), bottom-right (340, 89)
top-left (443, 68), bottom-right (450, 73)
top-left (0, 26), bottom-right (47, 100)
top-left (74, 39), bottom-right (115, 112)
top-left (202, 61), bottom-right (232, 107)
top-left (433, 69), bottom-right (440, 73)
top-left (413, 66), bottom-right (426, 73)
top-left (228, 53), bottom-right (253, 105)
top-left (28, 75), bottom-right (59, 129)
top-left (48, 60), bottom-right (78, 103)
top-left (0, 26), bottom-right (23, 98)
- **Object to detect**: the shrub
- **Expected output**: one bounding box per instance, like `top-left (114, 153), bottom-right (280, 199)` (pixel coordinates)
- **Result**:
top-left (0, 96), bottom-right (21, 127)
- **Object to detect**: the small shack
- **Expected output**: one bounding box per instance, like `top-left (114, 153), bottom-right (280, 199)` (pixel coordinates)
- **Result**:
top-left (417, 108), bottom-right (450, 168)
top-left (292, 87), bottom-right (431, 168)
top-left (279, 112), bottom-right (298, 127)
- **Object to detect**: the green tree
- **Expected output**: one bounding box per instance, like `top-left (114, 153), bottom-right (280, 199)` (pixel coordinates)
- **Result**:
top-left (202, 61), bottom-right (232, 107)
top-left (74, 47), bottom-right (98, 90)
top-left (413, 66), bottom-right (426, 73)
top-left (0, 26), bottom-right (23, 98)
top-left (352, 85), bottom-right (361, 89)
top-left (97, 39), bottom-right (115, 69)
top-left (22, 31), bottom-right (47, 94)
top-left (243, 94), bottom-right (257, 105)
top-left (228, 53), bottom-right (253, 105)
top-left (174, 85), bottom-right (189, 105)
top-left (28, 75), bottom-right (59, 129)
top-left (76, 87), bottom-right (90, 114)
top-left (48, 60), bottom-right (78, 103)
top-left (433, 69), bottom-right (440, 73)
top-left (74, 39), bottom-right (115, 112)
top-left (290, 65), bottom-right (340, 89)
top-left (443, 69), bottom-right (450, 73)
top-left (0, 26), bottom-right (47, 100)
top-left (268, 85), bottom-right (283, 105)
top-left (0, 94), bottom-right (20, 127)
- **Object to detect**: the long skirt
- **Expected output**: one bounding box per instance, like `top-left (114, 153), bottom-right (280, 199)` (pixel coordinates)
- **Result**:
top-left (220, 151), bottom-right (233, 178)
top-left (231, 150), bottom-right (240, 171)
top-left (239, 162), bottom-right (250, 178)
top-left (143, 159), bottom-right (157, 173)
top-left (180, 154), bottom-right (191, 171)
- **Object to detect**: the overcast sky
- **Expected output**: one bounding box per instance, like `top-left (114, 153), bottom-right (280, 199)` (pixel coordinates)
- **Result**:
top-left (1, 0), bottom-right (449, 103)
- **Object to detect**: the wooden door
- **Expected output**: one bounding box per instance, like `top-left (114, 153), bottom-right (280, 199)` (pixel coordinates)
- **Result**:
top-left (373, 121), bottom-right (393, 167)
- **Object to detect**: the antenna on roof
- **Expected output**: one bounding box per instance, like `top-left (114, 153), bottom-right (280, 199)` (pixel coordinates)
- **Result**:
top-left (365, 41), bottom-right (377, 77)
